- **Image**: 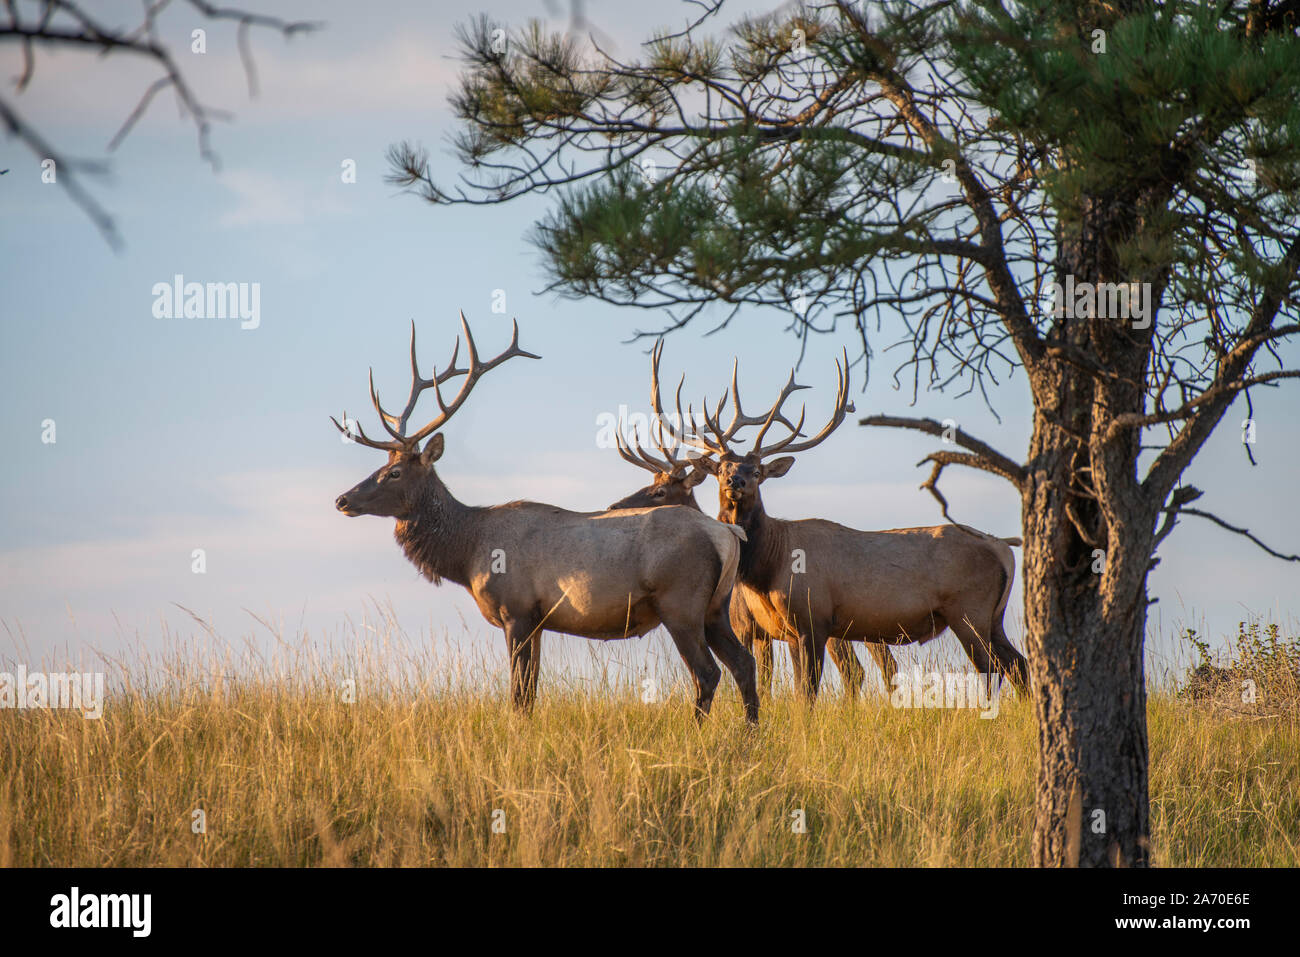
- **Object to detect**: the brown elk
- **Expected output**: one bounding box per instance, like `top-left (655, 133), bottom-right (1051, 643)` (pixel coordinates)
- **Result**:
top-left (650, 349), bottom-right (1029, 703)
top-left (331, 314), bottom-right (759, 722)
top-left (606, 344), bottom-right (897, 699)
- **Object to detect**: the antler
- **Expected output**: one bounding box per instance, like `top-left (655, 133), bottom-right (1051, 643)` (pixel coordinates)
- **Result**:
top-left (684, 355), bottom-right (809, 458)
top-left (686, 349), bottom-right (854, 461)
top-left (332, 311), bottom-right (539, 452)
top-left (616, 341), bottom-right (708, 475)
top-left (615, 424), bottom-right (686, 474)
top-left (749, 349), bottom-right (855, 458)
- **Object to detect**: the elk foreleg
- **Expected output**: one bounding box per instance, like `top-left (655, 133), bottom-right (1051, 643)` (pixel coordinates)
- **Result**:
top-left (752, 634), bottom-right (774, 697)
top-left (790, 630), bottom-right (828, 705)
top-left (731, 591), bottom-right (773, 698)
top-left (504, 617), bottom-right (543, 713)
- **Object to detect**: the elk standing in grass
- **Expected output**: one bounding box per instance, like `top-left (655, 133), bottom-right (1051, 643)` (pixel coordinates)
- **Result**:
top-left (332, 314), bottom-right (759, 722)
top-left (607, 344), bottom-right (895, 699)
top-left (653, 350), bottom-right (1028, 703)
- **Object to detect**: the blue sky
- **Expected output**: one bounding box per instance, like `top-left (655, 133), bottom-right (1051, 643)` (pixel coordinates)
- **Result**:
top-left (1, 0), bottom-right (1295, 683)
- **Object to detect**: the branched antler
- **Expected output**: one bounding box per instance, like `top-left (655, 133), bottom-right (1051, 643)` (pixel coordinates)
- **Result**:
top-left (333, 312), bottom-right (539, 452)
top-left (617, 341), bottom-right (707, 475)
top-left (687, 350), bottom-right (854, 461)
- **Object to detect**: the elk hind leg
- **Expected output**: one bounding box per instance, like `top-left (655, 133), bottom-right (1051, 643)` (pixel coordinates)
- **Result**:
top-left (704, 608), bottom-right (760, 724)
top-left (865, 642), bottom-right (898, 693)
top-left (946, 613), bottom-right (1001, 699)
top-left (985, 564), bottom-right (1028, 693)
top-left (659, 613), bottom-right (722, 723)
top-left (989, 616), bottom-right (1029, 694)
top-left (827, 637), bottom-right (865, 700)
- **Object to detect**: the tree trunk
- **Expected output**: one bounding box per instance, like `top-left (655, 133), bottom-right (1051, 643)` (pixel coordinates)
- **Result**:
top-left (1022, 405), bottom-right (1152, 867)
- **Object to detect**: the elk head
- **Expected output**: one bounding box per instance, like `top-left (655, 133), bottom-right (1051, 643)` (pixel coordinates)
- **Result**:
top-left (607, 342), bottom-right (712, 510)
top-left (332, 313), bottom-right (539, 519)
top-left (688, 352), bottom-right (855, 523)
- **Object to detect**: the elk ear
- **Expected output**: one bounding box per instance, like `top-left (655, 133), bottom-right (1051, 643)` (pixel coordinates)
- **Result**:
top-left (682, 467), bottom-right (709, 489)
top-left (420, 433), bottom-right (445, 466)
top-left (761, 456), bottom-right (796, 480)
top-left (692, 456), bottom-right (720, 476)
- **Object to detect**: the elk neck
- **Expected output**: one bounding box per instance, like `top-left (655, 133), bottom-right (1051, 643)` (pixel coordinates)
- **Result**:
top-left (718, 493), bottom-right (786, 589)
top-left (393, 470), bottom-right (481, 588)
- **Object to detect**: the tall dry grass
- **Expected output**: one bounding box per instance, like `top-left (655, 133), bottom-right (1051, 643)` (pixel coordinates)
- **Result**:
top-left (1, 610), bottom-right (1296, 867)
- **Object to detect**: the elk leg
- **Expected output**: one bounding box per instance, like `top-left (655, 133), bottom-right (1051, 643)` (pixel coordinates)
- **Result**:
top-left (865, 642), bottom-right (898, 693)
top-left (787, 637), bottom-right (805, 692)
top-left (504, 618), bottom-right (542, 713)
top-left (989, 623), bottom-right (1030, 695)
top-left (733, 613), bottom-right (768, 691)
top-left (753, 634), bottom-right (774, 698)
top-left (736, 625), bottom-right (754, 656)
top-left (792, 631), bottom-right (828, 704)
top-left (703, 608), bottom-right (760, 724)
top-left (731, 592), bottom-right (772, 698)
top-left (660, 618), bottom-right (722, 723)
top-left (948, 615), bottom-right (999, 697)
top-left (826, 637), bottom-right (865, 700)
top-left (951, 608), bottom-right (1028, 696)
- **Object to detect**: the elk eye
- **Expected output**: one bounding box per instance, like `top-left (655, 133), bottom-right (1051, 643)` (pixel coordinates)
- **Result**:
top-left (387, 468), bottom-right (401, 480)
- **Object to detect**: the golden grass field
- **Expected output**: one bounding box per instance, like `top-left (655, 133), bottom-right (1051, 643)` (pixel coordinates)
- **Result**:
top-left (2, 616), bottom-right (1297, 867)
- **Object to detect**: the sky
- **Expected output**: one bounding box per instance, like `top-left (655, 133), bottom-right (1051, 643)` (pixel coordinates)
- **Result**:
top-left (0, 0), bottom-right (1295, 688)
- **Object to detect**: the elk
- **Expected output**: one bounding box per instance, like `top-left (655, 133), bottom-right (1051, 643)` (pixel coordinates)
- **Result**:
top-left (606, 344), bottom-right (897, 700)
top-left (331, 314), bottom-right (759, 722)
top-left (651, 350), bottom-right (1029, 703)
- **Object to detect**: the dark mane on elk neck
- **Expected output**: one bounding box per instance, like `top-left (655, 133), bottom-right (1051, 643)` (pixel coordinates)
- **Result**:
top-left (724, 497), bottom-right (787, 591)
top-left (393, 471), bottom-right (478, 588)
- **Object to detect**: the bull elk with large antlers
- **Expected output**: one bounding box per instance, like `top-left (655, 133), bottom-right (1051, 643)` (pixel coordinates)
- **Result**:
top-left (331, 314), bottom-right (759, 722)
top-left (607, 344), bottom-right (897, 699)
top-left (650, 349), bottom-right (1029, 703)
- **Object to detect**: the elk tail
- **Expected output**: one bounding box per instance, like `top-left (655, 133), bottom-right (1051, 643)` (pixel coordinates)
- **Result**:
top-left (708, 522), bottom-right (746, 615)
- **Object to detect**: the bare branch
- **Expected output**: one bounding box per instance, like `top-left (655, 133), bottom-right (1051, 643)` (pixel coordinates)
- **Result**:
top-left (860, 413), bottom-right (1026, 487)
top-left (1152, 485), bottom-right (1203, 552)
top-left (1159, 490), bottom-right (1300, 563)
top-left (1109, 369), bottom-right (1300, 438)
top-left (0, 0), bottom-right (319, 247)
top-left (917, 455), bottom-right (956, 524)
top-left (0, 94), bottom-right (120, 249)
